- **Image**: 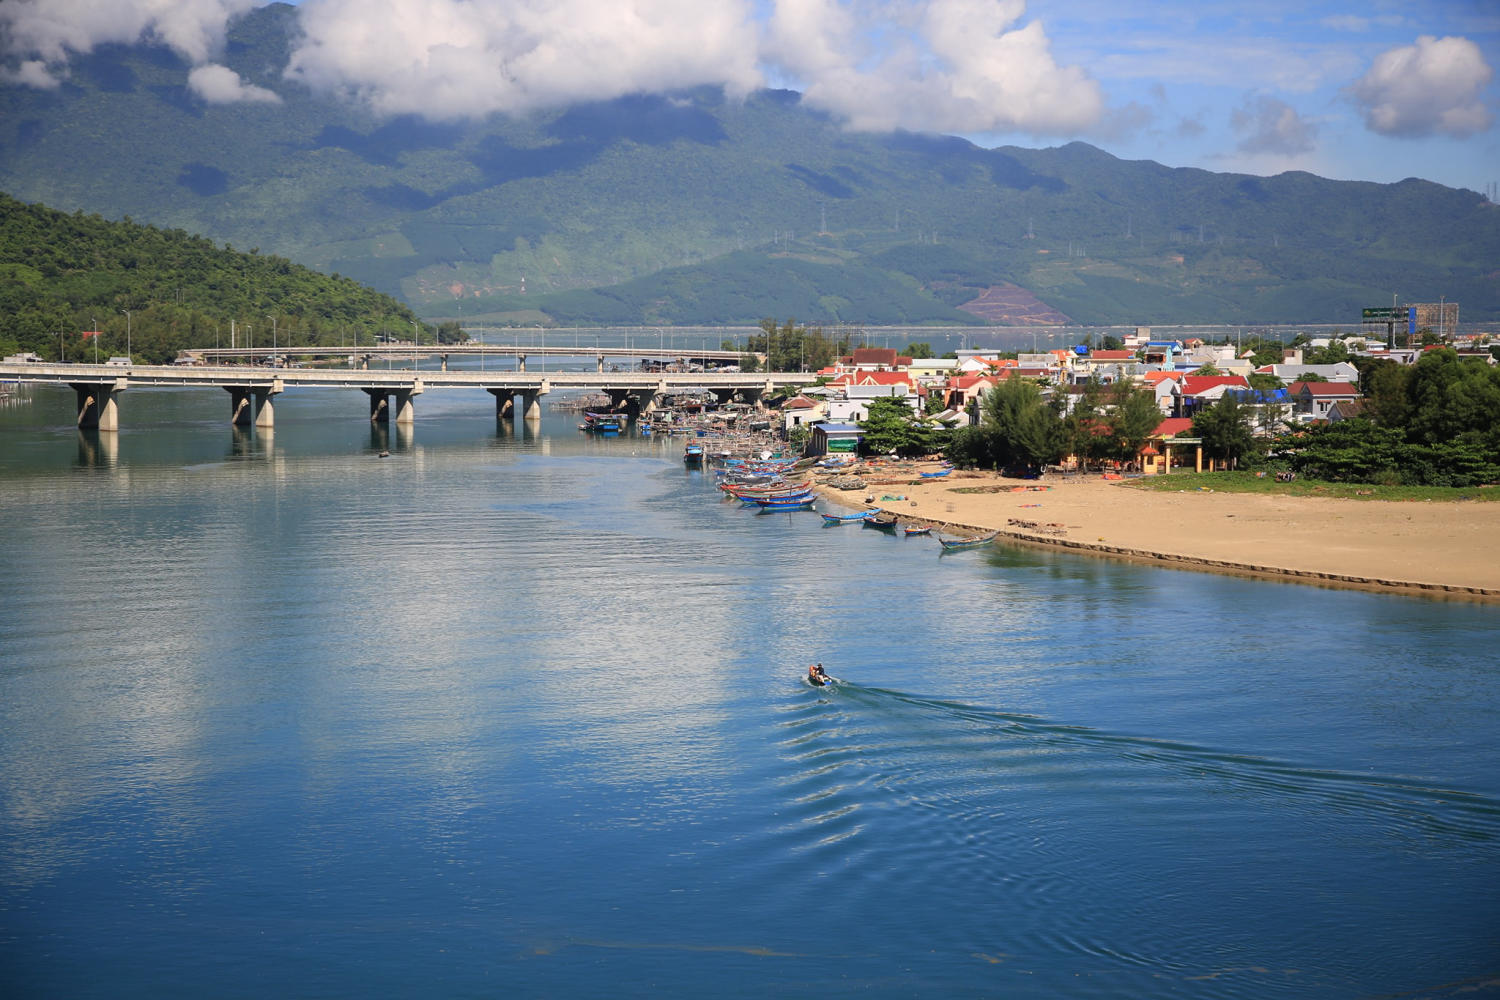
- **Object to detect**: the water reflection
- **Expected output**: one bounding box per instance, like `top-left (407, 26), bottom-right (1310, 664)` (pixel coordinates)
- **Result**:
top-left (74, 428), bottom-right (117, 467)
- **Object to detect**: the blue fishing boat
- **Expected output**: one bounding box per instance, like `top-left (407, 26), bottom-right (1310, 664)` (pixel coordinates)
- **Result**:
top-left (820, 509), bottom-right (875, 525)
top-left (684, 443), bottom-right (704, 465)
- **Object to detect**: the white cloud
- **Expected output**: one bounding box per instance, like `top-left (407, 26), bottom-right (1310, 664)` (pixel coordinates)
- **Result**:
top-left (1231, 95), bottom-right (1316, 155)
top-left (0, 0), bottom-right (1103, 141)
top-left (1350, 35), bottom-right (1493, 138)
top-left (0, 0), bottom-right (260, 86)
top-left (2, 59), bottom-right (61, 89)
top-left (765, 0), bottom-right (1102, 135)
top-left (188, 63), bottom-right (282, 104)
top-left (283, 0), bottom-right (765, 119)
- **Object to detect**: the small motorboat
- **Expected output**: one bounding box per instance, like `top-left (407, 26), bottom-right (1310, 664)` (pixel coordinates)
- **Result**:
top-left (903, 524), bottom-right (932, 536)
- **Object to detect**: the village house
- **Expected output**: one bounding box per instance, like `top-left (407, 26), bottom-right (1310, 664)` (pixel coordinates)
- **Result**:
top-left (1171, 375), bottom-right (1250, 417)
top-left (780, 394), bottom-right (825, 434)
top-left (1287, 380), bottom-right (1361, 421)
top-left (1254, 361), bottom-right (1360, 383)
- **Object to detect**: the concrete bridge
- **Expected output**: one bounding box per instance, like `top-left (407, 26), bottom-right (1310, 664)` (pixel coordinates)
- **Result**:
top-left (0, 361), bottom-right (819, 431)
top-left (189, 343), bottom-right (758, 372)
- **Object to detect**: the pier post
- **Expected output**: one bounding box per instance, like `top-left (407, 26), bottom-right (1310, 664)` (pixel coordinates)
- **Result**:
top-left (226, 383), bottom-right (281, 428)
top-left (255, 380), bottom-right (283, 429)
top-left (393, 381), bottom-right (422, 426)
top-left (632, 388), bottom-right (659, 417)
top-left (440, 354), bottom-right (449, 372)
top-left (597, 353), bottom-right (605, 373)
top-left (488, 388), bottom-right (514, 420)
top-left (365, 388), bottom-right (390, 423)
top-left (521, 389), bottom-right (542, 421)
top-left (517, 354), bottom-right (526, 372)
top-left (70, 381), bottom-right (125, 431)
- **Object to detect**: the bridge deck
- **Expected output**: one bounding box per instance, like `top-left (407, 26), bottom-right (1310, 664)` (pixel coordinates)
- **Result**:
top-left (0, 362), bottom-right (812, 391)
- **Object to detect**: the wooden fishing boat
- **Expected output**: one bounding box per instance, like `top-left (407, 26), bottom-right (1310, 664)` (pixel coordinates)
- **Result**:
top-left (684, 443), bottom-right (704, 465)
top-left (863, 513), bottom-right (900, 531)
top-left (720, 479), bottom-right (813, 499)
top-left (754, 495), bottom-right (816, 511)
top-left (938, 530), bottom-right (999, 550)
top-left (820, 509), bottom-right (875, 525)
top-left (902, 524), bottom-right (932, 536)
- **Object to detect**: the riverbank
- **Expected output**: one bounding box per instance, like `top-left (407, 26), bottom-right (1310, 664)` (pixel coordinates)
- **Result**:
top-left (816, 467), bottom-right (1500, 600)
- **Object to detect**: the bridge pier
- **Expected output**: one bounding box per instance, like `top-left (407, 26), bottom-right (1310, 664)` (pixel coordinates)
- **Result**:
top-left (393, 383), bottom-right (422, 425)
top-left (632, 387), bottom-right (661, 417)
top-left (520, 387), bottom-right (544, 421)
top-left (516, 354), bottom-right (526, 372)
top-left (488, 388), bottom-right (514, 420)
top-left (440, 354), bottom-right (449, 372)
top-left (70, 380), bottom-right (125, 431)
top-left (226, 383), bottom-right (282, 428)
top-left (366, 387), bottom-right (390, 423)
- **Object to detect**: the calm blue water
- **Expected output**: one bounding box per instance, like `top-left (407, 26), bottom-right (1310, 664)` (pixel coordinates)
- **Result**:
top-left (2, 384), bottom-right (1498, 998)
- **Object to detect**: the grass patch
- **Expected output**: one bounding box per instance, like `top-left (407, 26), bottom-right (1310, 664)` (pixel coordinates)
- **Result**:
top-left (1125, 472), bottom-right (1500, 502)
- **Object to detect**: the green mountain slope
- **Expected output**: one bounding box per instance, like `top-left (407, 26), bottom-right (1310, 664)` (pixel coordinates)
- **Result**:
top-left (0, 193), bottom-right (422, 363)
top-left (2, 2), bottom-right (1496, 327)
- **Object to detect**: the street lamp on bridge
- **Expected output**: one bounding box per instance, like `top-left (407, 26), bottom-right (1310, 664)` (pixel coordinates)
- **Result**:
top-left (121, 309), bottom-right (131, 361)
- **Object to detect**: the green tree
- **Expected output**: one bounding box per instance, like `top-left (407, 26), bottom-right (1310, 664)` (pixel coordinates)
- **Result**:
top-left (1192, 394), bottom-right (1257, 468)
top-left (859, 396), bottom-right (936, 457)
top-left (1106, 383), bottom-right (1164, 465)
top-left (902, 341), bottom-right (934, 358)
top-left (980, 375), bottom-right (1065, 472)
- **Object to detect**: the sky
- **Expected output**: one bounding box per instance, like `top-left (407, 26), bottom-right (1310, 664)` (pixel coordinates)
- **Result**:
top-left (1, 0), bottom-right (1496, 194)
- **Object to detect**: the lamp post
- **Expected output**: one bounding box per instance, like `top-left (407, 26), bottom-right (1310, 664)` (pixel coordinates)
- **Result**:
top-left (121, 309), bottom-right (131, 361)
top-left (92, 316), bottom-right (98, 364)
top-left (267, 315), bottom-right (277, 366)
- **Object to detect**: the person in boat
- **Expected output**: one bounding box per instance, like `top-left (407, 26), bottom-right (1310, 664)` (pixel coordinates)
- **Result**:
top-left (808, 663), bottom-right (828, 685)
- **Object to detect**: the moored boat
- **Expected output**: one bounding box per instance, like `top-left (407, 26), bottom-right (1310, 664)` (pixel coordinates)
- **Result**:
top-left (820, 509), bottom-right (875, 525)
top-left (938, 530), bottom-right (999, 550)
top-left (583, 411), bottom-right (625, 435)
top-left (864, 513), bottom-right (900, 531)
top-left (903, 524), bottom-right (932, 536)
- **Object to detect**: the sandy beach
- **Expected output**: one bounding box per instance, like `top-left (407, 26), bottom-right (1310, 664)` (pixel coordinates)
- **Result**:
top-left (817, 467), bottom-right (1500, 600)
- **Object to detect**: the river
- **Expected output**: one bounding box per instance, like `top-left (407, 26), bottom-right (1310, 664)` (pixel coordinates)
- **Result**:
top-left (2, 383), bottom-right (1497, 998)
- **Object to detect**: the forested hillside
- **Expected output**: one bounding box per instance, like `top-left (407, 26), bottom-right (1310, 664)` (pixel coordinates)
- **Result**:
top-left (0, 193), bottom-right (423, 363)
top-left (2, 3), bottom-right (1496, 328)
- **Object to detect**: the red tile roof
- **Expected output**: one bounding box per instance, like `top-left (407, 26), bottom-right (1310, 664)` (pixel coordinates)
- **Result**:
top-left (1288, 381), bottom-right (1359, 396)
top-left (1152, 417), bottom-right (1195, 437)
top-left (1180, 375), bottom-right (1250, 396)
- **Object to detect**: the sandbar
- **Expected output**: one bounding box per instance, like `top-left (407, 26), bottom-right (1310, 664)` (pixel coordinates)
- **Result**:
top-left (817, 468), bottom-right (1500, 600)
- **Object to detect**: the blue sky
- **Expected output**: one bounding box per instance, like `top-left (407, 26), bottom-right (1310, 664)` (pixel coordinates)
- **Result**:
top-left (2, 0), bottom-right (1495, 193)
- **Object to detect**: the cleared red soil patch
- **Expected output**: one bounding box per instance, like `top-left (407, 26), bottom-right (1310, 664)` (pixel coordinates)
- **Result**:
top-left (958, 284), bottom-right (1071, 325)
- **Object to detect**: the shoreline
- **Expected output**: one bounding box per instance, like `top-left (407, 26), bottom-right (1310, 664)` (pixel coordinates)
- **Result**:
top-left (812, 466), bottom-right (1500, 602)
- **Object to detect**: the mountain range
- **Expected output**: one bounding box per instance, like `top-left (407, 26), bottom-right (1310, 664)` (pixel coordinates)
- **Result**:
top-left (3, 2), bottom-right (1497, 329)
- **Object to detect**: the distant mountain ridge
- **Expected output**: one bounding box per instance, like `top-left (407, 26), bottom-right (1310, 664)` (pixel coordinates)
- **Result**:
top-left (2, 2), bottom-right (1496, 327)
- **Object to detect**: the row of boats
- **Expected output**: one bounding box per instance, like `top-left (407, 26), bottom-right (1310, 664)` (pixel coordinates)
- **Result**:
top-left (715, 462), bottom-right (999, 549)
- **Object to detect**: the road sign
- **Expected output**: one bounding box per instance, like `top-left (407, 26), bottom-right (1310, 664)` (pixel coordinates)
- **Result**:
top-left (1362, 307), bottom-right (1401, 321)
